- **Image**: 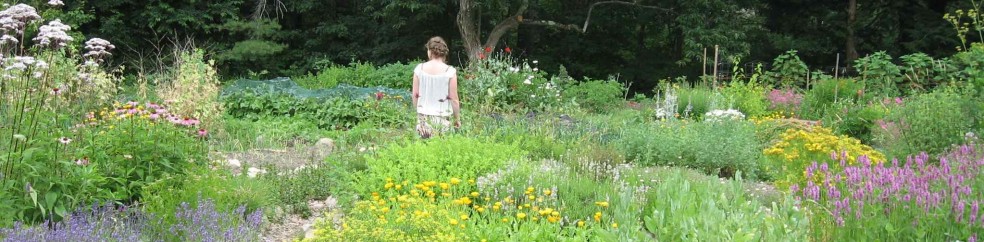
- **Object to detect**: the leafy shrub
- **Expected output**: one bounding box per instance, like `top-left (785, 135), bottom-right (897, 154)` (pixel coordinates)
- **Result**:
top-left (800, 78), bottom-right (865, 120)
top-left (222, 91), bottom-right (412, 130)
top-left (295, 61), bottom-right (415, 89)
top-left (352, 136), bottom-right (525, 195)
top-left (639, 167), bottom-right (809, 241)
top-left (818, 100), bottom-right (889, 144)
top-left (899, 52), bottom-right (939, 93)
top-left (156, 49), bottom-right (224, 131)
top-left (142, 165), bottom-right (277, 239)
top-left (762, 126), bottom-right (886, 189)
top-left (618, 119), bottom-right (762, 179)
top-left (265, 164), bottom-right (348, 216)
top-left (673, 86), bottom-right (720, 119)
top-left (874, 89), bottom-right (977, 157)
top-left (766, 50), bottom-right (809, 88)
top-left (854, 51), bottom-right (902, 97)
top-left (794, 146), bottom-right (983, 241)
top-left (720, 79), bottom-right (770, 118)
top-left (564, 78), bottom-right (625, 113)
top-left (461, 55), bottom-right (565, 112)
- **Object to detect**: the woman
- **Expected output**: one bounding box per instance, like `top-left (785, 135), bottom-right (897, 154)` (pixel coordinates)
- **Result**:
top-left (412, 36), bottom-right (461, 139)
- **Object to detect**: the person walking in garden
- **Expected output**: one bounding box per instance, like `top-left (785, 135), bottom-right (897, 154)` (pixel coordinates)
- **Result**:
top-left (412, 36), bottom-right (461, 139)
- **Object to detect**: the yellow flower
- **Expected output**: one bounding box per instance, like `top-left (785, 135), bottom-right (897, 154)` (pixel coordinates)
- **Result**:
top-left (593, 212), bottom-right (602, 222)
top-left (460, 214), bottom-right (469, 220)
top-left (595, 201), bottom-right (609, 208)
top-left (449, 219), bottom-right (459, 225)
top-left (516, 213), bottom-right (527, 219)
top-left (450, 178), bottom-right (461, 185)
top-left (612, 223), bottom-right (618, 228)
top-left (439, 183), bottom-right (450, 190)
top-left (502, 218), bottom-right (509, 223)
top-left (577, 221), bottom-right (585, 227)
top-left (543, 189), bottom-right (552, 196)
top-left (384, 182), bottom-right (394, 190)
top-left (470, 192), bottom-right (480, 197)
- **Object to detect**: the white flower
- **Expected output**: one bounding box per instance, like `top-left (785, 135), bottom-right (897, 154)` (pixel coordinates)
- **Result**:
top-left (530, 94), bottom-right (536, 98)
top-left (58, 137), bottom-right (72, 144)
top-left (532, 60), bottom-right (539, 64)
top-left (532, 68), bottom-right (539, 72)
top-left (703, 109), bottom-right (745, 122)
top-left (0, 34), bottom-right (17, 45)
top-left (0, 4), bottom-right (41, 33)
top-left (74, 158), bottom-right (89, 166)
top-left (13, 134), bottom-right (25, 141)
top-left (523, 79), bottom-right (532, 85)
top-left (84, 38), bottom-right (115, 61)
top-left (33, 19), bottom-right (73, 49)
top-left (47, 0), bottom-right (64, 6)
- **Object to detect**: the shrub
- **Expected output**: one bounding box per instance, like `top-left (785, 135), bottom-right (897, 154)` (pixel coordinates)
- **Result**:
top-left (720, 79), bottom-right (770, 118)
top-left (294, 61), bottom-right (415, 89)
top-left (818, 100), bottom-right (889, 144)
top-left (461, 55), bottom-right (564, 112)
top-left (265, 164), bottom-right (349, 216)
top-left (156, 49), bottom-right (224, 131)
top-left (766, 50), bottom-right (809, 88)
top-left (854, 51), bottom-right (902, 97)
top-left (874, 88), bottom-right (977, 157)
top-left (762, 126), bottom-right (886, 189)
top-left (673, 86), bottom-right (719, 119)
top-left (221, 91), bottom-right (412, 130)
top-left (352, 136), bottom-right (525, 195)
top-left (564, 78), bottom-right (625, 113)
top-left (794, 145), bottom-right (983, 241)
top-left (618, 119), bottom-right (762, 179)
top-left (799, 78), bottom-right (865, 120)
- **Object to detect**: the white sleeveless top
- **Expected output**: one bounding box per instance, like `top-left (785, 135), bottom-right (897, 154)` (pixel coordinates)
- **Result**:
top-left (414, 63), bottom-right (456, 117)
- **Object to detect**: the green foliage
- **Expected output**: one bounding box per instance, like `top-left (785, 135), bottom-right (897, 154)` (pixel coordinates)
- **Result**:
top-left (854, 51), bottom-right (902, 97)
top-left (799, 78), bottom-right (865, 120)
top-left (140, 164), bottom-right (277, 237)
top-left (353, 136), bottom-right (526, 195)
top-left (720, 79), bottom-right (770, 118)
top-left (221, 91), bottom-right (412, 130)
top-left (767, 50), bottom-right (809, 88)
top-left (875, 89), bottom-right (977, 157)
top-left (264, 164), bottom-right (348, 217)
top-left (295, 61), bottom-right (415, 90)
top-left (638, 167), bottom-right (809, 241)
top-left (818, 101), bottom-right (888, 144)
top-left (948, 43), bottom-right (984, 97)
top-left (463, 55), bottom-right (565, 113)
top-left (673, 86), bottom-right (719, 119)
top-left (618, 120), bottom-right (762, 179)
top-left (217, 116), bottom-right (330, 151)
top-left (564, 78), bottom-right (625, 113)
top-left (898, 53), bottom-right (939, 94)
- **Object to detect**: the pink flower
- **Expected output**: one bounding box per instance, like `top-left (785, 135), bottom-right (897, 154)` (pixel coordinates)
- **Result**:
top-left (50, 87), bottom-right (62, 95)
top-left (180, 117), bottom-right (200, 126)
top-left (75, 157), bottom-right (89, 166)
top-left (58, 137), bottom-right (71, 144)
top-left (197, 129), bottom-right (208, 137)
top-left (149, 113), bottom-right (160, 120)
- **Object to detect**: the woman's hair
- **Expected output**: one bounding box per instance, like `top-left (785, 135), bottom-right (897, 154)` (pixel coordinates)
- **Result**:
top-left (426, 36), bottom-right (449, 59)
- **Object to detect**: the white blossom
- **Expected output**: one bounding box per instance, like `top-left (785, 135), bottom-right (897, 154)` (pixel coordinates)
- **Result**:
top-left (47, 0), bottom-right (64, 6)
top-left (0, 34), bottom-right (16, 45)
top-left (33, 19), bottom-right (73, 49)
top-left (84, 38), bottom-right (115, 63)
top-left (523, 79), bottom-right (532, 85)
top-left (0, 4), bottom-right (41, 34)
top-left (703, 109), bottom-right (746, 122)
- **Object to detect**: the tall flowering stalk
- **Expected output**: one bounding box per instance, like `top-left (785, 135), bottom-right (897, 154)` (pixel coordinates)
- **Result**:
top-left (794, 146), bottom-right (984, 240)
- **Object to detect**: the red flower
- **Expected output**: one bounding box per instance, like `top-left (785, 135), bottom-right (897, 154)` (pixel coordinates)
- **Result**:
top-left (485, 46), bottom-right (492, 53)
top-left (479, 52), bottom-right (486, 60)
top-left (504, 47), bottom-right (512, 53)
top-left (375, 91), bottom-right (384, 101)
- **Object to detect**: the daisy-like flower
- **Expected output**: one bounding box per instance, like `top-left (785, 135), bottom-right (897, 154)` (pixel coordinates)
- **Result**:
top-left (197, 129), bottom-right (208, 137)
top-left (50, 87), bottom-right (62, 95)
top-left (180, 117), bottom-right (200, 126)
top-left (74, 157), bottom-right (89, 166)
top-left (58, 137), bottom-right (71, 144)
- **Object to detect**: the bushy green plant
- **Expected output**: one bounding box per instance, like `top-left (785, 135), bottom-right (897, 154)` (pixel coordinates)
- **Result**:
top-left (800, 78), bottom-right (865, 120)
top-left (721, 79), bottom-right (770, 118)
top-left (461, 55), bottom-right (565, 113)
top-left (564, 78), bottom-right (625, 113)
top-left (156, 49), bottom-right (224, 132)
top-left (673, 86), bottom-right (719, 119)
top-left (295, 61), bottom-right (415, 89)
top-left (767, 50), bottom-right (809, 88)
top-left (264, 164), bottom-right (349, 217)
top-left (637, 167), bottom-right (809, 241)
top-left (875, 88), bottom-right (977, 157)
top-left (899, 52), bottom-right (939, 93)
top-left (352, 136), bottom-right (525, 195)
top-left (854, 51), bottom-right (902, 97)
top-left (818, 100), bottom-right (889, 144)
top-left (618, 119), bottom-right (762, 179)
top-left (221, 91), bottom-right (412, 130)
top-left (140, 164), bottom-right (277, 240)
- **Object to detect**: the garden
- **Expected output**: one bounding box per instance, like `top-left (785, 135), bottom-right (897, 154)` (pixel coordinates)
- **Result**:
top-left (2, 1), bottom-right (984, 242)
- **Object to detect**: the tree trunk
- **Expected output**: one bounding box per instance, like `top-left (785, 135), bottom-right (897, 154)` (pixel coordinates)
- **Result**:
top-left (457, 0), bottom-right (483, 62)
top-left (845, 0), bottom-right (858, 71)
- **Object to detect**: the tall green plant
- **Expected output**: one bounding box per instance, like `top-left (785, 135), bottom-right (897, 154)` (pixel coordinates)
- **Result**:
top-left (767, 50), bottom-right (809, 88)
top-left (854, 51), bottom-right (902, 97)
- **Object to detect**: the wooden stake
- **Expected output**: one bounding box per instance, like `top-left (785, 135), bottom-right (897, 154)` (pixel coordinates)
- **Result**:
top-left (713, 45), bottom-right (719, 89)
top-left (834, 53), bottom-right (840, 79)
top-left (702, 48), bottom-right (708, 85)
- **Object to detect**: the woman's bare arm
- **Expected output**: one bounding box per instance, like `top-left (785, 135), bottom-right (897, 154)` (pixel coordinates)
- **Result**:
top-left (448, 73), bottom-right (461, 125)
top-left (412, 73), bottom-right (420, 108)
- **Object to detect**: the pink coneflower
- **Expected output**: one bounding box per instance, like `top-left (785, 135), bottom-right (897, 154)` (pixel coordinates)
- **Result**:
top-left (75, 157), bottom-right (89, 166)
top-left (197, 129), bottom-right (208, 137)
top-left (50, 87), bottom-right (62, 95)
top-left (149, 113), bottom-right (160, 120)
top-left (180, 117), bottom-right (200, 126)
top-left (58, 137), bottom-right (71, 144)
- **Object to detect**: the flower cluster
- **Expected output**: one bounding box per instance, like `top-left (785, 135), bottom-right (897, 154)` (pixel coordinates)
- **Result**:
top-left (763, 126), bottom-right (885, 188)
top-left (33, 19), bottom-right (73, 49)
top-left (83, 101), bottom-right (207, 138)
top-left (0, 203), bottom-right (145, 241)
top-left (766, 89), bottom-right (803, 112)
top-left (703, 109), bottom-right (745, 122)
top-left (308, 177), bottom-right (613, 241)
top-left (171, 198), bottom-right (264, 242)
top-left (83, 38), bottom-right (115, 64)
top-left (794, 145), bottom-right (983, 239)
top-left (0, 4), bottom-right (41, 35)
